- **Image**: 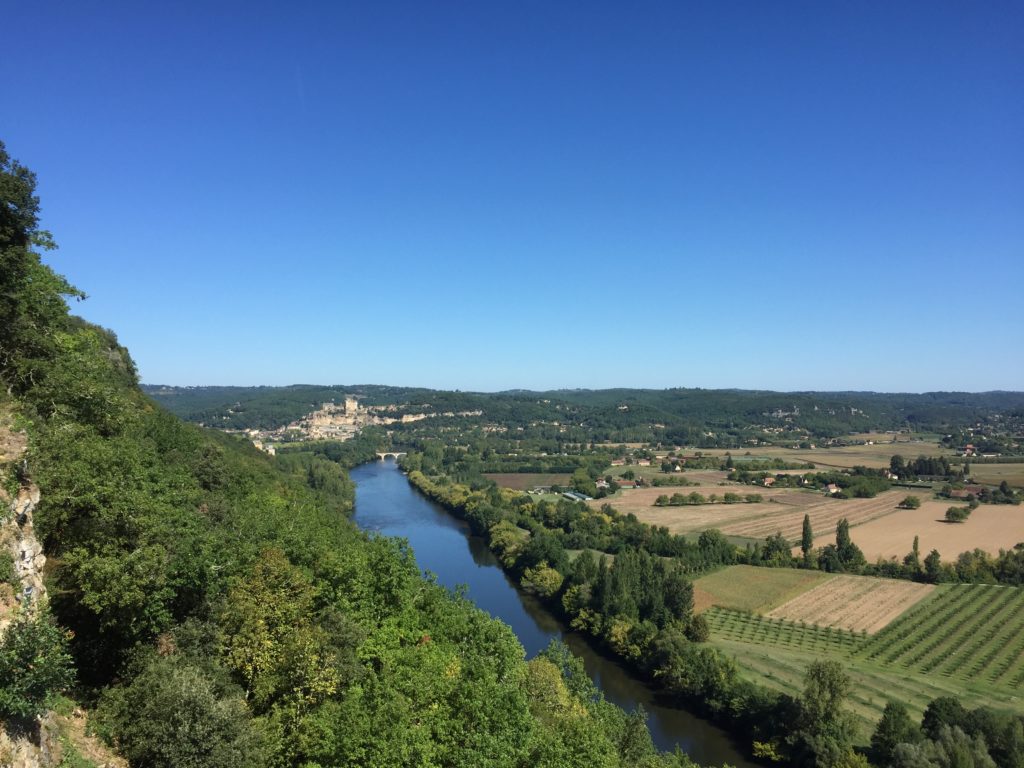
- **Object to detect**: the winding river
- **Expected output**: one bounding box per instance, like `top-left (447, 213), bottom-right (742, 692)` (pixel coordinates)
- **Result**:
top-left (351, 459), bottom-right (757, 767)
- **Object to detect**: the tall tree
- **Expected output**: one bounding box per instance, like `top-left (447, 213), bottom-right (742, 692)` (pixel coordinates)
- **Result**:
top-left (792, 659), bottom-right (859, 767)
top-left (801, 514), bottom-right (814, 566)
top-left (835, 518), bottom-right (866, 571)
top-left (0, 141), bottom-right (84, 386)
top-left (871, 700), bottom-right (922, 766)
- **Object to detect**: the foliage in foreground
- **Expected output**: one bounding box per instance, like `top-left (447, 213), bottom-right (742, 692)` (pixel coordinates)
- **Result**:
top-left (0, 609), bottom-right (74, 719)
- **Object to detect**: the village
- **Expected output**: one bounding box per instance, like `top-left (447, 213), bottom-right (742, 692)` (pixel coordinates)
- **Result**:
top-left (244, 397), bottom-right (483, 453)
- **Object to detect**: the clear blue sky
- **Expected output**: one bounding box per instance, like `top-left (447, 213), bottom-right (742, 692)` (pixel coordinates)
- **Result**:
top-left (4, 2), bottom-right (1022, 392)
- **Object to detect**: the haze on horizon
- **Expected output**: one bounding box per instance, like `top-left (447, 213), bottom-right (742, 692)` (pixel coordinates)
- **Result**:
top-left (4, 2), bottom-right (1022, 393)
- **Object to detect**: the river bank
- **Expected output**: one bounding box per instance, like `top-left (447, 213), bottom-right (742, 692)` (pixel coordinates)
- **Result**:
top-left (350, 458), bottom-right (758, 767)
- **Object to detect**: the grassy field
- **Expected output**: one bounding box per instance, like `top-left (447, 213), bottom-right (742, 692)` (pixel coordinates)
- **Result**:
top-left (715, 633), bottom-right (1022, 741)
top-left (968, 462), bottom-right (1024, 489)
top-left (693, 565), bottom-right (830, 613)
top-left (484, 472), bottom-right (572, 490)
top-left (698, 568), bottom-right (1024, 741)
top-left (696, 441), bottom-right (954, 471)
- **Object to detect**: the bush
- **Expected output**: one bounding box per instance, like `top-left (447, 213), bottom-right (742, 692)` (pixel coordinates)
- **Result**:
top-left (96, 655), bottom-right (267, 768)
top-left (0, 609), bottom-right (74, 718)
top-left (945, 505), bottom-right (972, 523)
top-left (0, 550), bottom-right (16, 586)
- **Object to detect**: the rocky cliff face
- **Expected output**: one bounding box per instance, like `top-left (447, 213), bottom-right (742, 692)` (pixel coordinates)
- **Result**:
top-left (0, 419), bottom-right (56, 768)
top-left (0, 482), bottom-right (46, 634)
top-left (0, 422), bottom-right (125, 768)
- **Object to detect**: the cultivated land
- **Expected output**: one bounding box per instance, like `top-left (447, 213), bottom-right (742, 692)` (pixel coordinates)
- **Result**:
top-left (604, 472), bottom-right (1022, 559)
top-left (484, 473), bottom-right (572, 491)
top-left (608, 483), bottom-right (932, 542)
top-left (698, 568), bottom-right (1024, 738)
top-left (968, 462), bottom-right (1024, 489)
top-left (720, 490), bottom-right (928, 541)
top-left (765, 574), bottom-right (934, 634)
top-left (698, 441), bottom-right (953, 471)
top-left (693, 565), bottom-right (830, 614)
top-left (851, 501), bottom-right (1024, 559)
top-left (593, 486), bottom-right (780, 537)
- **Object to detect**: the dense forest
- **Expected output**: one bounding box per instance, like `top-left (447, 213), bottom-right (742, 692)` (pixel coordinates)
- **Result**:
top-left (0, 142), bottom-right (720, 767)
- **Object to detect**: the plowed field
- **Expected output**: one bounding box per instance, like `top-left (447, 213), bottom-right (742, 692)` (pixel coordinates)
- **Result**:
top-left (766, 574), bottom-right (935, 634)
top-left (721, 489), bottom-right (930, 542)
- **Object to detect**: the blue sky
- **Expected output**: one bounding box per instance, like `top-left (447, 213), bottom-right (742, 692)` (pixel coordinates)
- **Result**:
top-left (4, 2), bottom-right (1022, 392)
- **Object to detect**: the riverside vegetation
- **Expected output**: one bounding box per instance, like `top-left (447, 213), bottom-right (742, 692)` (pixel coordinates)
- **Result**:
top-left (389, 435), bottom-right (1024, 767)
top-left (0, 141), bottom-right (723, 767)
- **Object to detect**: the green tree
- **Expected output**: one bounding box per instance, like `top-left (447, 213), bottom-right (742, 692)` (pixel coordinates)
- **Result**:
top-left (924, 550), bottom-right (945, 583)
top-left (96, 655), bottom-right (268, 768)
top-left (871, 700), bottom-right (922, 766)
top-left (836, 518), bottom-right (866, 571)
top-left (792, 659), bottom-right (858, 767)
top-left (922, 697), bottom-right (969, 741)
top-left (801, 514), bottom-right (814, 566)
top-left (0, 141), bottom-right (85, 388)
top-left (890, 455), bottom-right (907, 477)
top-left (685, 613), bottom-right (710, 643)
top-left (904, 535), bottom-right (922, 575)
top-left (0, 609), bottom-right (75, 719)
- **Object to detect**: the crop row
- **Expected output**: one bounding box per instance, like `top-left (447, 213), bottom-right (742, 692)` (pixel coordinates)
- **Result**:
top-left (705, 607), bottom-right (865, 654)
top-left (857, 584), bottom-right (982, 663)
top-left (857, 584), bottom-right (1024, 690)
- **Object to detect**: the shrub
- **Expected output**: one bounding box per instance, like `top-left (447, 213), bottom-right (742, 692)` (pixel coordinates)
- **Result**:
top-left (0, 609), bottom-right (74, 718)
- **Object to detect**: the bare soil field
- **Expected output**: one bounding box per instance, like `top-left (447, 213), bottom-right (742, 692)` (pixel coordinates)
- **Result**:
top-left (594, 486), bottom-right (812, 535)
top-left (766, 574), bottom-right (935, 634)
top-left (484, 473), bottom-right (572, 491)
top-left (721, 489), bottom-right (930, 542)
top-left (693, 565), bottom-right (829, 614)
top-left (850, 501), bottom-right (1024, 560)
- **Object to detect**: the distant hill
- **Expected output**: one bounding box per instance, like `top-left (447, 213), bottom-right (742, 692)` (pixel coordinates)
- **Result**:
top-left (143, 384), bottom-right (1024, 443)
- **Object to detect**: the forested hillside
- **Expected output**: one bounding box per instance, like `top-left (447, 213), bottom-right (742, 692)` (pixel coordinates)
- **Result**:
top-left (147, 384), bottom-right (1024, 446)
top-left (0, 143), bottom-right (709, 767)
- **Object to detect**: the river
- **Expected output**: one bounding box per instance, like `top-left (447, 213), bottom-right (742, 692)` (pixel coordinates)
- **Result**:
top-left (350, 459), bottom-right (757, 767)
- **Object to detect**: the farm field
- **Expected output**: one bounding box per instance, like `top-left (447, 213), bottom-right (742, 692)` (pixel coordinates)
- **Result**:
top-left (857, 583), bottom-right (1024, 691)
top-left (850, 500), bottom-right (1024, 559)
top-left (604, 464), bottom-right (740, 486)
top-left (720, 489), bottom-right (925, 541)
top-left (595, 487), bottom-right (795, 536)
top-left (484, 473), bottom-right (572, 491)
top-left (765, 574), bottom-right (934, 633)
top-left (693, 565), bottom-right (829, 613)
top-left (611, 486), bottom-right (940, 547)
top-left (607, 480), bottom-right (1021, 560)
top-left (704, 580), bottom-right (1024, 740)
top-left (714, 633), bottom-right (1023, 741)
top-left (968, 462), bottom-right (1024, 489)
top-left (698, 441), bottom-right (953, 471)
